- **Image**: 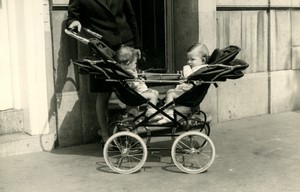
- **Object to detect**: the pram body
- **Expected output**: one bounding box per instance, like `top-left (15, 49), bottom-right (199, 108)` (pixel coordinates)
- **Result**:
top-left (65, 28), bottom-right (249, 174)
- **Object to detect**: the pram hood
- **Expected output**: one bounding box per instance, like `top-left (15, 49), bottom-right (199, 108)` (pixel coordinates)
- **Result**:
top-left (74, 57), bottom-right (134, 80)
top-left (187, 45), bottom-right (249, 81)
top-left (175, 46), bottom-right (249, 107)
top-left (73, 37), bottom-right (135, 80)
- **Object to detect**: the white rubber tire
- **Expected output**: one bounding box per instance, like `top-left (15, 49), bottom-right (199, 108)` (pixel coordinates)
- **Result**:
top-left (103, 131), bottom-right (148, 174)
top-left (171, 131), bottom-right (216, 174)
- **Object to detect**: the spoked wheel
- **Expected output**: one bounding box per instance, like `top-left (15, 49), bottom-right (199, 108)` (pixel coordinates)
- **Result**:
top-left (103, 131), bottom-right (148, 174)
top-left (171, 131), bottom-right (216, 174)
top-left (111, 118), bottom-right (151, 145)
top-left (172, 117), bottom-right (210, 140)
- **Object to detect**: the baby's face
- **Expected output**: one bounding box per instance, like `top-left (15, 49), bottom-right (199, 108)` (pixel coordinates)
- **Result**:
top-left (187, 50), bottom-right (204, 68)
top-left (123, 57), bottom-right (137, 71)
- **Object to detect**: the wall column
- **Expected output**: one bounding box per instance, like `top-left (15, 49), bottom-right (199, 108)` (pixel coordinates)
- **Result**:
top-left (20, 0), bottom-right (50, 135)
top-left (198, 0), bottom-right (217, 53)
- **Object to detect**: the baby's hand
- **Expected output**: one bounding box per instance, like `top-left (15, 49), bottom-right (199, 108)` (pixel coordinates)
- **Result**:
top-left (182, 84), bottom-right (193, 91)
top-left (183, 65), bottom-right (193, 77)
top-left (179, 79), bottom-right (186, 84)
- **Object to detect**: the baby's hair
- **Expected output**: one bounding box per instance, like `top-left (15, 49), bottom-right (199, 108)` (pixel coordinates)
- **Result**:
top-left (115, 45), bottom-right (138, 66)
top-left (186, 43), bottom-right (209, 63)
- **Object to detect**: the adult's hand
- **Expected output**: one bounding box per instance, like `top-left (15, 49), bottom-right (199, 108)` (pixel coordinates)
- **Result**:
top-left (68, 20), bottom-right (82, 32)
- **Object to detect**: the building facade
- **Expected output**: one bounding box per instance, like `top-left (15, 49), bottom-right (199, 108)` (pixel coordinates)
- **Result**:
top-left (1, 0), bottom-right (300, 156)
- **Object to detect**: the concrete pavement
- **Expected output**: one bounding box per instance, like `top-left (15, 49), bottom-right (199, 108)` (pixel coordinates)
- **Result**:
top-left (1, 111), bottom-right (300, 192)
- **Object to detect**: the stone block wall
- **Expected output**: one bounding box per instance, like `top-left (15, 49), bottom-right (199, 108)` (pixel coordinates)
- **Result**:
top-left (215, 1), bottom-right (300, 121)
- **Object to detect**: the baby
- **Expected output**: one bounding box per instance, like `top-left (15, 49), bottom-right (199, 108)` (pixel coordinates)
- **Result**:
top-left (115, 45), bottom-right (161, 120)
top-left (157, 43), bottom-right (209, 124)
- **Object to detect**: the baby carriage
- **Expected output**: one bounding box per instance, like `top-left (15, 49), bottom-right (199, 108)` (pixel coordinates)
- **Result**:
top-left (65, 28), bottom-right (249, 174)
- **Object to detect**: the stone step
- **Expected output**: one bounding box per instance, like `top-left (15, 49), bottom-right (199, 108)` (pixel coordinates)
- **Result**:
top-left (0, 132), bottom-right (55, 157)
top-left (0, 109), bottom-right (24, 135)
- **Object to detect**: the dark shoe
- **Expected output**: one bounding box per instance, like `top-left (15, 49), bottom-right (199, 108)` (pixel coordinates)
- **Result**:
top-left (100, 139), bottom-right (106, 148)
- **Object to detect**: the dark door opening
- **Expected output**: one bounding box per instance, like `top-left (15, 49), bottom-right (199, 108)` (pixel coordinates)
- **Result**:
top-left (131, 0), bottom-right (166, 71)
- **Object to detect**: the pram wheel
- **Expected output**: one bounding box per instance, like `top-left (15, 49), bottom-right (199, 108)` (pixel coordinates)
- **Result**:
top-left (103, 131), bottom-right (148, 174)
top-left (110, 118), bottom-right (151, 144)
top-left (171, 131), bottom-right (216, 174)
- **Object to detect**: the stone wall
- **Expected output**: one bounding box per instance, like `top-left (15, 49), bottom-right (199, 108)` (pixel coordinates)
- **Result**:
top-left (200, 0), bottom-right (300, 122)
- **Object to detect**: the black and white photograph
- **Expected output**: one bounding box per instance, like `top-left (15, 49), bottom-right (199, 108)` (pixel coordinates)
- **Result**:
top-left (0, 0), bottom-right (300, 191)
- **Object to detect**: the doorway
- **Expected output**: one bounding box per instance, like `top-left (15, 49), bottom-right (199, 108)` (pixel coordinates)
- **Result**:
top-left (131, 0), bottom-right (166, 71)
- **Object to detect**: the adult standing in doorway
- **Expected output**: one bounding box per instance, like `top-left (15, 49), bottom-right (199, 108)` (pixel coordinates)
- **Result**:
top-left (67, 0), bottom-right (141, 145)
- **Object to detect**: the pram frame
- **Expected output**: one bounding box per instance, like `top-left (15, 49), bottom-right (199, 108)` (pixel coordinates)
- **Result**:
top-left (65, 28), bottom-right (246, 174)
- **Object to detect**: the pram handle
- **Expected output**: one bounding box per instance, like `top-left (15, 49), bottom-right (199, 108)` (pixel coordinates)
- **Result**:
top-left (65, 27), bottom-right (103, 43)
top-left (83, 28), bottom-right (103, 39)
top-left (106, 78), bottom-right (216, 84)
top-left (65, 28), bottom-right (116, 61)
top-left (209, 64), bottom-right (242, 81)
top-left (208, 63), bottom-right (236, 70)
top-left (65, 28), bottom-right (89, 44)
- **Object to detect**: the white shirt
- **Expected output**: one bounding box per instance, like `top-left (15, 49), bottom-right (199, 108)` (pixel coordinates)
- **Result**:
top-left (126, 69), bottom-right (148, 94)
top-left (175, 64), bottom-right (208, 91)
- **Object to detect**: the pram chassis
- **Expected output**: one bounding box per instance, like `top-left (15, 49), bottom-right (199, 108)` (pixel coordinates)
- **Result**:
top-left (65, 28), bottom-right (246, 174)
